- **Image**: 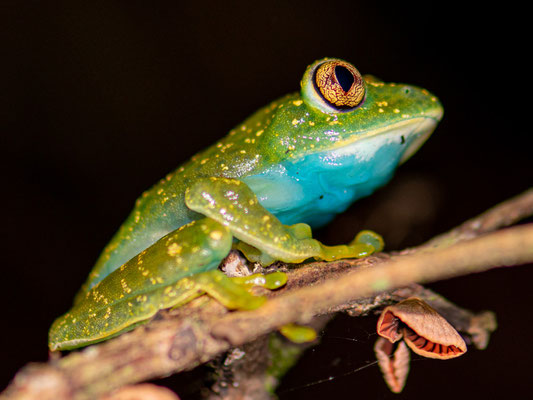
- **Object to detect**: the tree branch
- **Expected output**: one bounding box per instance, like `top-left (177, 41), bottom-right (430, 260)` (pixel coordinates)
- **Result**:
top-left (2, 188), bottom-right (532, 400)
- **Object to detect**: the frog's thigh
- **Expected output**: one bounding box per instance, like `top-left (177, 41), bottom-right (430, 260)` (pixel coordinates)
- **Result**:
top-left (185, 177), bottom-right (374, 263)
top-left (50, 218), bottom-right (235, 350)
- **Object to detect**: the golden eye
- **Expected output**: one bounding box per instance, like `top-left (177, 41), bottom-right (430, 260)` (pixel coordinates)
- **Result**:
top-left (314, 60), bottom-right (365, 110)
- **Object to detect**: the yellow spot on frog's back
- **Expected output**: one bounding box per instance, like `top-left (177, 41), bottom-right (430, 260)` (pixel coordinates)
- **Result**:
top-left (120, 278), bottom-right (132, 293)
top-left (167, 243), bottom-right (182, 256)
top-left (292, 100), bottom-right (303, 106)
top-left (377, 101), bottom-right (388, 107)
top-left (209, 230), bottom-right (223, 240)
top-left (256, 129), bottom-right (264, 137)
top-left (393, 109), bottom-right (400, 113)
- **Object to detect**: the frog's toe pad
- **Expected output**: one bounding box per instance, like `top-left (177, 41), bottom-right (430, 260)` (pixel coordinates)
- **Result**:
top-left (354, 230), bottom-right (385, 253)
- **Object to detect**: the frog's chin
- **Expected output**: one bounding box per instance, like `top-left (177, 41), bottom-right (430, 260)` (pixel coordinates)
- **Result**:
top-left (330, 116), bottom-right (438, 165)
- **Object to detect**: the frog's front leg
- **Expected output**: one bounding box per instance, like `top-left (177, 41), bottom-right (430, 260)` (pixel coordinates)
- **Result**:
top-left (185, 177), bottom-right (383, 265)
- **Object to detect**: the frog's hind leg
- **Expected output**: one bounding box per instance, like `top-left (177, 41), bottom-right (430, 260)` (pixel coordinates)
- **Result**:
top-left (49, 218), bottom-right (274, 351)
top-left (178, 269), bottom-right (267, 310)
top-left (185, 177), bottom-right (383, 265)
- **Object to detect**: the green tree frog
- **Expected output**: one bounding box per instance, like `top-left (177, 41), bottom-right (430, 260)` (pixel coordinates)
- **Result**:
top-left (49, 58), bottom-right (443, 351)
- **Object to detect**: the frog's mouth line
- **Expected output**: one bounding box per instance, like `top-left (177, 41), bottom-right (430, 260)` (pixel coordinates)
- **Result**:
top-left (327, 116), bottom-right (439, 165)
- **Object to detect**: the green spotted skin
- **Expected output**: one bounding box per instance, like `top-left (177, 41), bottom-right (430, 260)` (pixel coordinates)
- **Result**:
top-left (50, 219), bottom-right (232, 350)
top-left (50, 58), bottom-right (443, 351)
top-left (78, 59), bottom-right (442, 297)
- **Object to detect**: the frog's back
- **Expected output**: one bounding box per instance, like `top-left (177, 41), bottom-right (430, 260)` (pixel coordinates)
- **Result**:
top-left (81, 121), bottom-right (272, 293)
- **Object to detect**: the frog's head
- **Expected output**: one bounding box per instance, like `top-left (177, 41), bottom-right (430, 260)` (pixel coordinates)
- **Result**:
top-left (259, 58), bottom-right (443, 168)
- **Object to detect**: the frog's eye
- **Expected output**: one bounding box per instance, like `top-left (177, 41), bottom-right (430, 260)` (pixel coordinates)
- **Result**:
top-left (301, 58), bottom-right (366, 113)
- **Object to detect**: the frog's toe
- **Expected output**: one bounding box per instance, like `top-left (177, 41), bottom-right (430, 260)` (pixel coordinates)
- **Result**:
top-left (353, 230), bottom-right (385, 253)
top-left (231, 271), bottom-right (288, 290)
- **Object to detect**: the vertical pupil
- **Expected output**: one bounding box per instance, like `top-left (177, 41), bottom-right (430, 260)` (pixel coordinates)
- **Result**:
top-left (334, 65), bottom-right (355, 92)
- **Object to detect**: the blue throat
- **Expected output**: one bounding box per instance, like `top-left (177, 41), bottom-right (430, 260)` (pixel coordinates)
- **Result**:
top-left (243, 137), bottom-right (409, 228)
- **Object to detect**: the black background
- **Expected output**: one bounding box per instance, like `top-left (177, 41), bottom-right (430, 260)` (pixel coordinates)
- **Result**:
top-left (2, 1), bottom-right (532, 399)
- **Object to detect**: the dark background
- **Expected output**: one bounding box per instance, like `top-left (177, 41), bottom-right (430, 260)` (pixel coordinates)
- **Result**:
top-left (2, 1), bottom-right (532, 399)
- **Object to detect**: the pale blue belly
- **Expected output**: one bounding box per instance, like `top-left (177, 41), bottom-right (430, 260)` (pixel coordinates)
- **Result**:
top-left (243, 139), bottom-right (406, 228)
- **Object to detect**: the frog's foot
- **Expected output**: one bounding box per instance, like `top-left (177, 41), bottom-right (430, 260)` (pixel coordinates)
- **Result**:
top-left (317, 229), bottom-right (384, 261)
top-left (173, 270), bottom-right (268, 310)
top-left (171, 270), bottom-right (287, 311)
top-left (186, 177), bottom-right (384, 265)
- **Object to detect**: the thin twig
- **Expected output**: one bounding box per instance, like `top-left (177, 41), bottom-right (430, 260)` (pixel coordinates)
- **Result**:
top-left (210, 224), bottom-right (532, 344)
top-left (1, 189), bottom-right (532, 400)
